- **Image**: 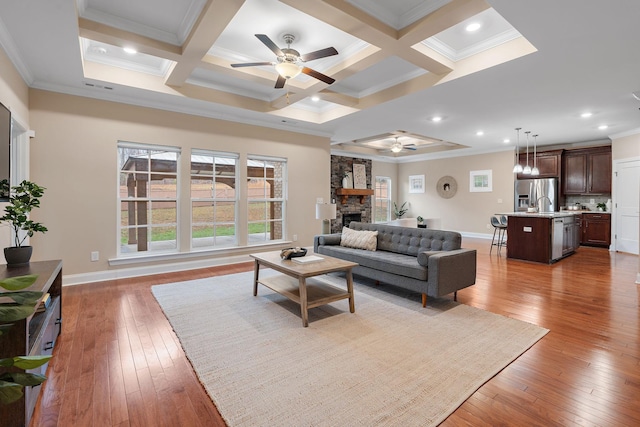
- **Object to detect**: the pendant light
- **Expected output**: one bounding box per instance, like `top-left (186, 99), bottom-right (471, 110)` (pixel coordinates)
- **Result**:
top-left (531, 134), bottom-right (540, 176)
top-left (512, 127), bottom-right (523, 173)
top-left (522, 131), bottom-right (532, 175)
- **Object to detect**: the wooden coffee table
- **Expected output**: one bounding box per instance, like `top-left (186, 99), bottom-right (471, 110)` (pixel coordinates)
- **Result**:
top-left (251, 251), bottom-right (358, 327)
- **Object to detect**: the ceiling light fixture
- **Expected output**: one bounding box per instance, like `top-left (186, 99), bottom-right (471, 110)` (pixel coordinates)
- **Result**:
top-left (275, 62), bottom-right (302, 79)
top-left (311, 95), bottom-right (320, 102)
top-left (512, 127), bottom-right (523, 173)
top-left (598, 124), bottom-right (608, 130)
top-left (123, 47), bottom-right (137, 54)
top-left (522, 131), bottom-right (532, 174)
top-left (531, 134), bottom-right (540, 176)
top-left (476, 131), bottom-right (484, 136)
top-left (581, 112), bottom-right (593, 118)
top-left (503, 138), bottom-right (510, 143)
top-left (390, 137), bottom-right (403, 153)
top-left (432, 116), bottom-right (442, 122)
top-left (466, 22), bottom-right (481, 32)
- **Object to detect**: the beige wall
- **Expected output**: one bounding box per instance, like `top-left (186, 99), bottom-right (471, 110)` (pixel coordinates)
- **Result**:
top-left (612, 132), bottom-right (640, 160)
top-left (397, 151), bottom-right (515, 235)
top-left (28, 90), bottom-right (330, 275)
top-left (0, 47), bottom-right (29, 126)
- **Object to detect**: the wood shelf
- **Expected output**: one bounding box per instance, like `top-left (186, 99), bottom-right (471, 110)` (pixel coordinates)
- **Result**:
top-left (336, 188), bottom-right (374, 204)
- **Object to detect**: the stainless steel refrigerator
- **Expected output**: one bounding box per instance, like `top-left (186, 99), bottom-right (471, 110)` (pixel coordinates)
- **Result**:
top-left (514, 178), bottom-right (559, 212)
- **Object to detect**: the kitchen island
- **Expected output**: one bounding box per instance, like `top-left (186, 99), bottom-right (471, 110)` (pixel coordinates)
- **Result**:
top-left (501, 212), bottom-right (581, 263)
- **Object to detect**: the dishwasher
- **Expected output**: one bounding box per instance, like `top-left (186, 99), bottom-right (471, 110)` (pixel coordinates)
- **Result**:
top-left (552, 217), bottom-right (564, 260)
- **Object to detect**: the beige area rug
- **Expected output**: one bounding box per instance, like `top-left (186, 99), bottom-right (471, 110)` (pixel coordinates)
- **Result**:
top-left (152, 271), bottom-right (548, 427)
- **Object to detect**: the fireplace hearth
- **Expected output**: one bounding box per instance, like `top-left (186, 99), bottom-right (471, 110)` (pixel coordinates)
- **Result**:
top-left (342, 213), bottom-right (362, 228)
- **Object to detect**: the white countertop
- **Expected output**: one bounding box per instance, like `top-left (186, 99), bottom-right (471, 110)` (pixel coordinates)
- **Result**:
top-left (500, 211), bottom-right (581, 218)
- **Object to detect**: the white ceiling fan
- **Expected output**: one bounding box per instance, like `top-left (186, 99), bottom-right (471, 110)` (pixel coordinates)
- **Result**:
top-left (230, 33), bottom-right (338, 88)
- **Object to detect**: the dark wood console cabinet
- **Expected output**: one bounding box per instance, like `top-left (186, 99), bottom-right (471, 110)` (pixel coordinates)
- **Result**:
top-left (0, 260), bottom-right (62, 427)
top-left (563, 146), bottom-right (611, 195)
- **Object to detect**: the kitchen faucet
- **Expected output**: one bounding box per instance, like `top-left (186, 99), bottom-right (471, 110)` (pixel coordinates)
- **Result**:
top-left (535, 196), bottom-right (552, 212)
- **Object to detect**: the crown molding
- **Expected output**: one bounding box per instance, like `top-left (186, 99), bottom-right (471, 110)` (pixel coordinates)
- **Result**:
top-left (0, 15), bottom-right (34, 85)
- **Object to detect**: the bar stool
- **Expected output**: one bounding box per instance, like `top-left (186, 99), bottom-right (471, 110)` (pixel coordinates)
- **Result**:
top-left (490, 216), bottom-right (507, 254)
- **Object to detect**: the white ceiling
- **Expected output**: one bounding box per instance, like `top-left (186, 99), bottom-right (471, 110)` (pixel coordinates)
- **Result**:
top-left (0, 0), bottom-right (639, 162)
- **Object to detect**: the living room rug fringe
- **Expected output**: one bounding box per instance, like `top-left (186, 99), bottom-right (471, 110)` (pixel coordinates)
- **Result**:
top-left (152, 270), bottom-right (548, 427)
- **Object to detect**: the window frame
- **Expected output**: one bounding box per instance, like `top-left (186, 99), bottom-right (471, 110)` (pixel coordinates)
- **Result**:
top-left (117, 141), bottom-right (181, 257)
top-left (374, 176), bottom-right (392, 223)
top-left (190, 149), bottom-right (240, 250)
top-left (246, 155), bottom-right (287, 245)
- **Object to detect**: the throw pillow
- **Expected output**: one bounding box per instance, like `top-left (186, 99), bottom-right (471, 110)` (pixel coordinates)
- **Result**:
top-left (340, 227), bottom-right (378, 251)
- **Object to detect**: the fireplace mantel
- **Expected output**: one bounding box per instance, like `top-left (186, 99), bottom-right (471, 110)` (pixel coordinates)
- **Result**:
top-left (336, 188), bottom-right (374, 204)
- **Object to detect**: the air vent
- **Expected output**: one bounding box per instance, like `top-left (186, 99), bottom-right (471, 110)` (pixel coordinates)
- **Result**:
top-left (84, 82), bottom-right (113, 90)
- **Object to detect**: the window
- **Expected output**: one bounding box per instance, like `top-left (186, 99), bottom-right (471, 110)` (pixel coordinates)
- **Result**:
top-left (247, 156), bottom-right (286, 244)
top-left (374, 176), bottom-right (392, 223)
top-left (118, 142), bottom-right (179, 255)
top-left (191, 150), bottom-right (238, 249)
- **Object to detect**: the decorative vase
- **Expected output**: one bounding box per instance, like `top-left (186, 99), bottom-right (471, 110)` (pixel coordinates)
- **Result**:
top-left (342, 176), bottom-right (351, 189)
top-left (4, 246), bottom-right (33, 267)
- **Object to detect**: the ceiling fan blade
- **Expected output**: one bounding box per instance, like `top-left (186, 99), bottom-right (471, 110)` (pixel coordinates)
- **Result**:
top-left (255, 34), bottom-right (284, 57)
top-left (230, 62), bottom-right (273, 68)
top-left (300, 47), bottom-right (338, 62)
top-left (301, 67), bottom-right (335, 85)
top-left (404, 145), bottom-right (417, 151)
top-left (274, 75), bottom-right (286, 89)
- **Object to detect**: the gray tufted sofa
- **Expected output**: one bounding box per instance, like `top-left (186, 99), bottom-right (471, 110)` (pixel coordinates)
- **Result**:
top-left (314, 221), bottom-right (477, 306)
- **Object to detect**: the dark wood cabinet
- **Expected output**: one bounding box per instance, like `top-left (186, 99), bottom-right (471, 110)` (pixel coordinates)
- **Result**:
top-left (506, 216), bottom-right (551, 263)
top-left (516, 149), bottom-right (562, 179)
top-left (581, 213), bottom-right (611, 247)
top-left (0, 260), bottom-right (62, 427)
top-left (563, 147), bottom-right (611, 195)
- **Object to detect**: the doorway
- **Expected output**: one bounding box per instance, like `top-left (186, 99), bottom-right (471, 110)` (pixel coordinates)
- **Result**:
top-left (613, 158), bottom-right (639, 254)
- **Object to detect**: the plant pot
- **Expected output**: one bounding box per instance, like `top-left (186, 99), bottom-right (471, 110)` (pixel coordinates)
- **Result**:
top-left (4, 246), bottom-right (33, 267)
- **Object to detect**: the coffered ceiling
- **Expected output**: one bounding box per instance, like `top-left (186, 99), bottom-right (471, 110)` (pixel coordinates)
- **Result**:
top-left (1, 0), bottom-right (639, 161)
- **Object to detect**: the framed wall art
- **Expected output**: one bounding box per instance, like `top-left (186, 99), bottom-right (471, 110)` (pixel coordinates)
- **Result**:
top-left (409, 174), bottom-right (425, 193)
top-left (469, 170), bottom-right (492, 192)
top-left (352, 163), bottom-right (367, 189)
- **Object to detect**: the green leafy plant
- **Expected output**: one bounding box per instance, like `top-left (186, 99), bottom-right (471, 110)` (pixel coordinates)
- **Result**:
top-left (416, 216), bottom-right (424, 223)
top-left (596, 202), bottom-right (607, 211)
top-left (393, 201), bottom-right (408, 219)
top-left (0, 180), bottom-right (48, 248)
top-left (0, 274), bottom-right (52, 404)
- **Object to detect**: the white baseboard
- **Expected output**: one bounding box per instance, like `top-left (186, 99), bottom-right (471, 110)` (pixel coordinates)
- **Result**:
top-left (461, 232), bottom-right (494, 240)
top-left (63, 253), bottom-right (254, 286)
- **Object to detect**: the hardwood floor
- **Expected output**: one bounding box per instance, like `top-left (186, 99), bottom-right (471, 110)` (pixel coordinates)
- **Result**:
top-left (30, 240), bottom-right (639, 426)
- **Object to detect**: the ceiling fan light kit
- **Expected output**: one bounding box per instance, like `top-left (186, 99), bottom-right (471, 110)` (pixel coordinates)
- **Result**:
top-left (230, 33), bottom-right (338, 88)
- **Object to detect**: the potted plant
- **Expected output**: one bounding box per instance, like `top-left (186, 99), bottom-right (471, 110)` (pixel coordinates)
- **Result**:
top-left (0, 274), bottom-right (52, 404)
top-left (596, 202), bottom-right (607, 212)
top-left (0, 180), bottom-right (47, 267)
top-left (417, 216), bottom-right (426, 228)
top-left (393, 201), bottom-right (408, 219)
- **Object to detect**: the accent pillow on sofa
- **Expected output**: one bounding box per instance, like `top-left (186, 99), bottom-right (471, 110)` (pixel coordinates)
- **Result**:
top-left (340, 227), bottom-right (378, 251)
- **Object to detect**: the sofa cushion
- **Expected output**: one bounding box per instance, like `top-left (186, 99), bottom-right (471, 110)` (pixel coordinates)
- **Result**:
top-left (340, 227), bottom-right (378, 251)
top-left (317, 245), bottom-right (427, 281)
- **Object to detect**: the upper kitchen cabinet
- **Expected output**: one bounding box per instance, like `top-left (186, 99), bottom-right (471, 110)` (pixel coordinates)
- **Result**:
top-left (516, 149), bottom-right (562, 179)
top-left (562, 146), bottom-right (611, 195)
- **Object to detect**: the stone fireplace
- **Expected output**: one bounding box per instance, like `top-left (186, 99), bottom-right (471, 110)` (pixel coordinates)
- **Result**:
top-left (330, 155), bottom-right (372, 233)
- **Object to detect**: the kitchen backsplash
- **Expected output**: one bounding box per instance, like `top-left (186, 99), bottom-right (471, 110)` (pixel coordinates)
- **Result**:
top-left (565, 195), bottom-right (611, 211)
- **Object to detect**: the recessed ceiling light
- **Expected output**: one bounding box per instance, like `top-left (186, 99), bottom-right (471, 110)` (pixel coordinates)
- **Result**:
top-left (503, 138), bottom-right (510, 143)
top-left (476, 131), bottom-right (484, 136)
top-left (466, 23), bottom-right (481, 32)
top-left (311, 96), bottom-right (320, 102)
top-left (581, 112), bottom-right (593, 118)
top-left (598, 125), bottom-right (608, 130)
top-left (123, 47), bottom-right (137, 54)
top-left (431, 116), bottom-right (442, 122)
